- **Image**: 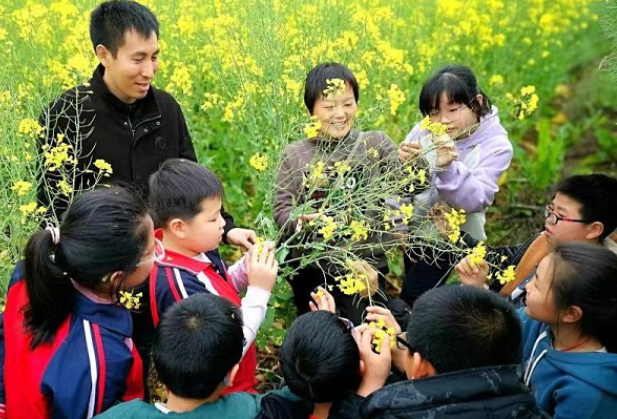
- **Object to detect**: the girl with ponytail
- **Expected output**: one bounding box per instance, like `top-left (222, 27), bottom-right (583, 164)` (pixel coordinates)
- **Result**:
top-left (0, 187), bottom-right (158, 419)
top-left (522, 241), bottom-right (617, 419)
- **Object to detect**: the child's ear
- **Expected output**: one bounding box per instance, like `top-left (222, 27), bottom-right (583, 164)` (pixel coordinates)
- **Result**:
top-left (474, 94), bottom-right (484, 109)
top-left (108, 271), bottom-right (125, 291)
top-left (561, 305), bottom-right (583, 324)
top-left (410, 352), bottom-right (436, 380)
top-left (585, 221), bottom-right (604, 242)
top-left (359, 359), bottom-right (366, 376)
top-left (225, 364), bottom-right (240, 388)
top-left (168, 218), bottom-right (188, 239)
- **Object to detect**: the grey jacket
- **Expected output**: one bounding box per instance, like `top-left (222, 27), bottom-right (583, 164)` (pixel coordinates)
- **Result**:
top-left (274, 130), bottom-right (404, 269)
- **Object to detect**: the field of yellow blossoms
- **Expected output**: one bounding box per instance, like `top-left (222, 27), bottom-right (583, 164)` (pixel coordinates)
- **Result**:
top-left (0, 0), bottom-right (610, 293)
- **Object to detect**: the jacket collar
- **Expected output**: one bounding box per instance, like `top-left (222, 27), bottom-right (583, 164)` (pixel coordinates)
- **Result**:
top-left (73, 288), bottom-right (133, 337)
top-left (154, 229), bottom-right (212, 275)
top-left (90, 64), bottom-right (161, 122)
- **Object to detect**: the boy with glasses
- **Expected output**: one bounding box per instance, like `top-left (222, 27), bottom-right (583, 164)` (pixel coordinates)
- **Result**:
top-left (455, 173), bottom-right (617, 306)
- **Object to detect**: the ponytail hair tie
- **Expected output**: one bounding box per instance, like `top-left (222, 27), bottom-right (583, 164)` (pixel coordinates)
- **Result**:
top-left (45, 224), bottom-right (60, 245)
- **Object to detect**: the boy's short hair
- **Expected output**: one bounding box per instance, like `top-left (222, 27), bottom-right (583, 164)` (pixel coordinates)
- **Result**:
top-left (554, 174), bottom-right (617, 239)
top-left (279, 311), bottom-right (361, 403)
top-left (148, 158), bottom-right (223, 227)
top-left (152, 293), bottom-right (243, 399)
top-left (407, 285), bottom-right (522, 374)
top-left (90, 0), bottom-right (159, 56)
top-left (303, 62), bottom-right (359, 114)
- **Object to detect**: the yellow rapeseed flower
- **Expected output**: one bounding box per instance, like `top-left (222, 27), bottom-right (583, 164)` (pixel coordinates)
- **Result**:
top-left (93, 159), bottom-right (113, 176)
top-left (119, 291), bottom-right (143, 310)
top-left (304, 116), bottom-right (322, 139)
top-left (57, 180), bottom-right (73, 196)
top-left (349, 220), bottom-right (369, 242)
top-left (323, 78), bottom-right (346, 98)
top-left (469, 242), bottom-right (487, 266)
top-left (444, 208), bottom-right (467, 243)
top-left (496, 265), bottom-right (516, 285)
top-left (420, 116), bottom-right (448, 136)
top-left (318, 216), bottom-right (337, 241)
top-left (249, 153), bottom-right (268, 172)
top-left (19, 202), bottom-right (38, 216)
top-left (387, 84), bottom-right (405, 115)
top-left (338, 274), bottom-right (367, 296)
top-left (11, 180), bottom-right (32, 197)
top-left (17, 118), bottom-right (43, 137)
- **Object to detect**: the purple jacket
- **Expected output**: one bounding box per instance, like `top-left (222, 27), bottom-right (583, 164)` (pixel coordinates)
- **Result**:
top-left (404, 106), bottom-right (513, 240)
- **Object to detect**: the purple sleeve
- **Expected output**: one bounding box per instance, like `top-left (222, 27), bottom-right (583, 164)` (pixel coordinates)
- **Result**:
top-left (402, 124), bottom-right (422, 144)
top-left (435, 135), bottom-right (513, 213)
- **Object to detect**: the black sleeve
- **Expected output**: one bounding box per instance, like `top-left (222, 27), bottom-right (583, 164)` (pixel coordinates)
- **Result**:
top-left (176, 105), bottom-right (197, 162)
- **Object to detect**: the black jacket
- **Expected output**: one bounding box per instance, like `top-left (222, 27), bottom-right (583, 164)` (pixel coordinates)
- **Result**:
top-left (37, 65), bottom-right (235, 232)
top-left (330, 365), bottom-right (550, 419)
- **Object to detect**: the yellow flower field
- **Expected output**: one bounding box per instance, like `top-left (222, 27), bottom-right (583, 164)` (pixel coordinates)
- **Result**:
top-left (0, 0), bottom-right (606, 291)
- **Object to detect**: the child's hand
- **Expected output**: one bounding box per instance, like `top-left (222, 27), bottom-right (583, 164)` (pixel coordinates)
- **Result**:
top-left (356, 325), bottom-right (391, 397)
top-left (455, 255), bottom-right (489, 288)
top-left (226, 228), bottom-right (257, 250)
top-left (295, 213), bottom-right (321, 233)
top-left (398, 142), bottom-right (422, 163)
top-left (347, 260), bottom-right (379, 299)
top-left (364, 306), bottom-right (402, 335)
top-left (432, 134), bottom-right (459, 168)
top-left (309, 286), bottom-right (336, 313)
top-left (428, 203), bottom-right (451, 239)
top-left (246, 243), bottom-right (278, 292)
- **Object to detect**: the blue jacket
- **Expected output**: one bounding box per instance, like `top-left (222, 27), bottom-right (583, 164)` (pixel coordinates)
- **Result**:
top-left (521, 311), bottom-right (617, 419)
top-left (0, 263), bottom-right (143, 419)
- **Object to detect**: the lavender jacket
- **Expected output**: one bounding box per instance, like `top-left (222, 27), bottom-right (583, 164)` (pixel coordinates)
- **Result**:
top-left (403, 106), bottom-right (513, 240)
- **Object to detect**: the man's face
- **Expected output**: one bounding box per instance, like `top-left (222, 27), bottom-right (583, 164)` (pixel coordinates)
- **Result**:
top-left (99, 29), bottom-right (160, 104)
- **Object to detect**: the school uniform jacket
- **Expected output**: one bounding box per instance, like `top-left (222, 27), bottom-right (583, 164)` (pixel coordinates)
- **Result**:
top-left (147, 246), bottom-right (261, 394)
top-left (0, 264), bottom-right (143, 419)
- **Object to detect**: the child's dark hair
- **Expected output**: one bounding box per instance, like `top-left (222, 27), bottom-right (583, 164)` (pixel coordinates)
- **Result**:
top-left (549, 242), bottom-right (617, 352)
top-left (153, 293), bottom-right (243, 399)
top-left (148, 158), bottom-right (223, 227)
top-left (304, 62), bottom-right (359, 114)
top-left (419, 64), bottom-right (492, 119)
top-left (90, 0), bottom-right (159, 56)
top-left (279, 311), bottom-right (361, 403)
top-left (407, 285), bottom-right (522, 374)
top-left (554, 174), bottom-right (617, 240)
top-left (24, 187), bottom-right (150, 349)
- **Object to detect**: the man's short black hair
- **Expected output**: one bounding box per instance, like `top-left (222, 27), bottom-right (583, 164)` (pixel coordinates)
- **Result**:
top-left (407, 285), bottom-right (522, 374)
top-left (90, 0), bottom-right (159, 56)
top-left (554, 174), bottom-right (617, 240)
top-left (148, 158), bottom-right (224, 227)
top-left (152, 293), bottom-right (243, 399)
top-left (279, 311), bottom-right (361, 403)
top-left (303, 63), bottom-right (359, 114)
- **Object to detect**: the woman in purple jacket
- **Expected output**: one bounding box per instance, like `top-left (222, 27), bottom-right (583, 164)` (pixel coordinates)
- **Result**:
top-left (398, 64), bottom-right (513, 306)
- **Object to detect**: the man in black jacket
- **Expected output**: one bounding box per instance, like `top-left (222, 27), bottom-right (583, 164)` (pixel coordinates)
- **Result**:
top-left (331, 285), bottom-right (549, 419)
top-left (37, 0), bottom-right (254, 248)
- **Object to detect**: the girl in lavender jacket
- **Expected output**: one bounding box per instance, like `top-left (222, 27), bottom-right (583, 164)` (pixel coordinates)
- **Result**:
top-left (398, 64), bottom-right (513, 305)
